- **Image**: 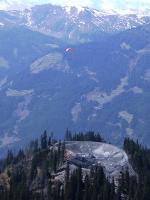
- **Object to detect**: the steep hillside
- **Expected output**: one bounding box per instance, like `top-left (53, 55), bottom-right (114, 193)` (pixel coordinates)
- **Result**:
top-left (0, 23), bottom-right (150, 150)
top-left (0, 132), bottom-right (150, 200)
top-left (0, 132), bottom-right (136, 200)
top-left (0, 4), bottom-right (150, 152)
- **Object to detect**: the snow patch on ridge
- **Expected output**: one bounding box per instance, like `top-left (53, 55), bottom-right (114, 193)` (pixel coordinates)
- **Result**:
top-left (86, 76), bottom-right (128, 110)
top-left (129, 87), bottom-right (143, 94)
top-left (118, 111), bottom-right (133, 124)
top-left (71, 103), bottom-right (82, 122)
top-left (120, 42), bottom-right (131, 50)
top-left (15, 96), bottom-right (32, 121)
top-left (6, 88), bottom-right (34, 97)
top-left (30, 52), bottom-right (69, 74)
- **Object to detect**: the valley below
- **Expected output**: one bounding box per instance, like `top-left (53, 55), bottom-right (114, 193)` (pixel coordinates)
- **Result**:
top-left (0, 3), bottom-right (150, 153)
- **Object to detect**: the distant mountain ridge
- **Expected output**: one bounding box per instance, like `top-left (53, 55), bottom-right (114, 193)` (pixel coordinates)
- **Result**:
top-left (0, 0), bottom-right (150, 15)
top-left (0, 4), bottom-right (150, 43)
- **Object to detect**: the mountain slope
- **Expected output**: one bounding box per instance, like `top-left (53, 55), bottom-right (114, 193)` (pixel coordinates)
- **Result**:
top-left (0, 4), bottom-right (150, 151)
top-left (0, 22), bottom-right (150, 150)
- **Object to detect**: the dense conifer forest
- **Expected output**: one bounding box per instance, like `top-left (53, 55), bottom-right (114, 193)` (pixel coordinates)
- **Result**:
top-left (0, 131), bottom-right (150, 200)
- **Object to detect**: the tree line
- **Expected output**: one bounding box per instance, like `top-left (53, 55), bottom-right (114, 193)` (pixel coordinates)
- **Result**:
top-left (0, 131), bottom-right (150, 199)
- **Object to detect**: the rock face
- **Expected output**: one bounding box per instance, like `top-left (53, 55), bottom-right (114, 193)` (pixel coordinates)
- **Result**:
top-left (57, 141), bottom-right (135, 180)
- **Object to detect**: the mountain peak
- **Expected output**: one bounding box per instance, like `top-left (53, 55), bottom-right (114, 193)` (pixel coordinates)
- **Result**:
top-left (0, 0), bottom-right (150, 16)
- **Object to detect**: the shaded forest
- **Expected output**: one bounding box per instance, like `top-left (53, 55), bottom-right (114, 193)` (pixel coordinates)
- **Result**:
top-left (0, 131), bottom-right (150, 200)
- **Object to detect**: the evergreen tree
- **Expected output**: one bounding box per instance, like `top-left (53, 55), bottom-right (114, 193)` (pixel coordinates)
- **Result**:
top-left (41, 130), bottom-right (48, 150)
top-left (75, 167), bottom-right (83, 200)
top-left (64, 163), bottom-right (70, 200)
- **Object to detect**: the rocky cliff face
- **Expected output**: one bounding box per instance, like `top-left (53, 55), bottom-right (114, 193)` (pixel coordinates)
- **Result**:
top-left (0, 141), bottom-right (135, 190)
top-left (54, 141), bottom-right (135, 181)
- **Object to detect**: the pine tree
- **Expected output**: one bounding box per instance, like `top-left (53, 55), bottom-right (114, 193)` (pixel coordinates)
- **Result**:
top-left (64, 163), bottom-right (70, 200)
top-left (41, 130), bottom-right (48, 150)
top-left (75, 167), bottom-right (83, 200)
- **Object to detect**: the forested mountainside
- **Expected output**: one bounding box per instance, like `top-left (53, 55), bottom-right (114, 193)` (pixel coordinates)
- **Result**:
top-left (0, 4), bottom-right (150, 151)
top-left (1, 22), bottom-right (150, 150)
top-left (0, 131), bottom-right (150, 200)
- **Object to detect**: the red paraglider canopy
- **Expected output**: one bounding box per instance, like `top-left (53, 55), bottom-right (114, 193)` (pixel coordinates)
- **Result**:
top-left (65, 47), bottom-right (74, 52)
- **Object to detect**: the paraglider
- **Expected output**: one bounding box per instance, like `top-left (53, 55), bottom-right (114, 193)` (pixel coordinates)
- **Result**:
top-left (65, 47), bottom-right (74, 53)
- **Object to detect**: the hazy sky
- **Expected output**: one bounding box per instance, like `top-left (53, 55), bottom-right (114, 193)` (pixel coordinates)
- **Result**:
top-left (0, 0), bottom-right (149, 11)
top-left (29, 0), bottom-right (150, 10)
